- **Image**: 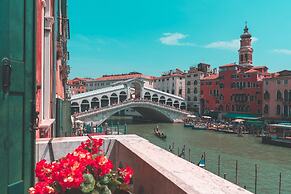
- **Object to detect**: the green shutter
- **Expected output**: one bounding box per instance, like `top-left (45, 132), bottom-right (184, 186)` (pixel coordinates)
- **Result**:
top-left (0, 0), bottom-right (35, 193)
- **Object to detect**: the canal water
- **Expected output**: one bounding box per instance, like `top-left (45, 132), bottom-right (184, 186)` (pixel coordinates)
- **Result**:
top-left (127, 123), bottom-right (291, 194)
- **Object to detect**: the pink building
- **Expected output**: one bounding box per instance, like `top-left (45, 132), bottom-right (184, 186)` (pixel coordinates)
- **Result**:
top-left (35, 0), bottom-right (70, 138)
top-left (263, 70), bottom-right (291, 121)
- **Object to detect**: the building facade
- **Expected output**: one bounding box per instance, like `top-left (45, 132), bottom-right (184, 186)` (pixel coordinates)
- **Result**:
top-left (153, 69), bottom-right (185, 98)
top-left (85, 72), bottom-right (155, 91)
top-left (185, 63), bottom-right (212, 114)
top-left (200, 25), bottom-right (269, 116)
top-left (263, 70), bottom-right (291, 121)
top-left (35, 0), bottom-right (70, 138)
top-left (67, 77), bottom-right (91, 96)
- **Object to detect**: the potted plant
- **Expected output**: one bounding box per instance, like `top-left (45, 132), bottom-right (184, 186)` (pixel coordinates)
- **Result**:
top-left (29, 138), bottom-right (133, 194)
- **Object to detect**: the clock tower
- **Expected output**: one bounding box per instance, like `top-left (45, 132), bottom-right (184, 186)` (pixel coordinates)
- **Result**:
top-left (238, 23), bottom-right (253, 65)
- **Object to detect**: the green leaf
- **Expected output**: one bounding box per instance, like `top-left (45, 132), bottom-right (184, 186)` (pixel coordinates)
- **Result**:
top-left (91, 190), bottom-right (100, 194)
top-left (100, 175), bottom-right (110, 185)
top-left (80, 173), bottom-right (96, 193)
top-left (100, 186), bottom-right (112, 194)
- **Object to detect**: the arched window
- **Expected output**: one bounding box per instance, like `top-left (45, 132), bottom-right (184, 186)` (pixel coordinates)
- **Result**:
top-left (180, 102), bottom-right (186, 110)
top-left (187, 81), bottom-right (191, 85)
top-left (245, 54), bottom-right (248, 62)
top-left (264, 105), bottom-right (269, 114)
top-left (152, 94), bottom-right (158, 102)
top-left (159, 96), bottom-right (166, 104)
top-left (71, 102), bottom-right (80, 114)
top-left (144, 92), bottom-right (151, 100)
top-left (91, 97), bottom-right (99, 109)
top-left (284, 90), bottom-right (288, 101)
top-left (110, 93), bottom-right (118, 105)
top-left (166, 98), bottom-right (173, 106)
top-left (81, 100), bottom-right (90, 112)
top-left (276, 105), bottom-right (281, 115)
top-left (194, 96), bottom-right (197, 101)
top-left (119, 91), bottom-right (127, 102)
top-left (173, 100), bottom-right (179, 108)
top-left (194, 80), bottom-right (198, 85)
top-left (284, 105), bottom-right (288, 116)
top-left (277, 90), bottom-right (282, 100)
top-left (101, 95), bottom-right (109, 107)
top-left (194, 87), bottom-right (197, 94)
top-left (187, 88), bottom-right (190, 94)
top-left (264, 91), bottom-right (270, 100)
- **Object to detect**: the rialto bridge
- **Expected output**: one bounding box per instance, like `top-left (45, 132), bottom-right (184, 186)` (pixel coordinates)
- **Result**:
top-left (70, 78), bottom-right (189, 125)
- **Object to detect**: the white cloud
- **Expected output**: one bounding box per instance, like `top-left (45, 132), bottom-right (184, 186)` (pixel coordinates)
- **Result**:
top-left (205, 37), bottom-right (258, 50)
top-left (159, 33), bottom-right (195, 46)
top-left (273, 49), bottom-right (291, 55)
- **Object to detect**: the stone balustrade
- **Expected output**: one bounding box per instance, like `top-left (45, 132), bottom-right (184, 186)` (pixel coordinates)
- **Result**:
top-left (36, 135), bottom-right (252, 194)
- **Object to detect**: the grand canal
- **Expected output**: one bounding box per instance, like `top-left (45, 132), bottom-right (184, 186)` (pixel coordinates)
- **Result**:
top-left (126, 123), bottom-right (291, 194)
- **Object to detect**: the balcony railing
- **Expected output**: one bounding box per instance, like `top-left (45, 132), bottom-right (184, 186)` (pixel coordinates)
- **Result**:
top-left (36, 135), bottom-right (252, 194)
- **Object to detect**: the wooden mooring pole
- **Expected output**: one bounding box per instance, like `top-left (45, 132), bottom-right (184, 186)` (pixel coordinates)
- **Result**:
top-left (235, 160), bottom-right (238, 184)
top-left (188, 148), bottom-right (191, 161)
top-left (279, 172), bottom-right (282, 194)
top-left (255, 164), bottom-right (258, 194)
top-left (203, 152), bottom-right (206, 169)
top-left (218, 155), bottom-right (221, 176)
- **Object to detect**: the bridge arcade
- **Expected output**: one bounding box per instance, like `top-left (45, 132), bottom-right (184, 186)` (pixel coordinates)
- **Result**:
top-left (70, 78), bottom-right (186, 114)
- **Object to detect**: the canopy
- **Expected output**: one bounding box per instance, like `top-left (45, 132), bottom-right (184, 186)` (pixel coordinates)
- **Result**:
top-left (268, 123), bottom-right (291, 130)
top-left (224, 113), bottom-right (261, 120)
top-left (187, 115), bottom-right (197, 118)
top-left (202, 116), bottom-right (212, 119)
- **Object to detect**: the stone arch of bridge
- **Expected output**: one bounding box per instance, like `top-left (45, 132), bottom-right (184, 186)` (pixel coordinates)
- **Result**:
top-left (98, 104), bottom-right (174, 125)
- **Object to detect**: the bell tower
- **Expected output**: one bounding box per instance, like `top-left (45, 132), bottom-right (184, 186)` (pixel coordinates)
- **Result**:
top-left (238, 23), bottom-right (253, 65)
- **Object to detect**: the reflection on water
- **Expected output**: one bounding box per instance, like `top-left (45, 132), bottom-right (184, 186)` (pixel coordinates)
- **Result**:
top-left (127, 123), bottom-right (291, 194)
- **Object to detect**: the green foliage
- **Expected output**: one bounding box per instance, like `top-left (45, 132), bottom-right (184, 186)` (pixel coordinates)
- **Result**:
top-left (80, 174), bottom-right (95, 193)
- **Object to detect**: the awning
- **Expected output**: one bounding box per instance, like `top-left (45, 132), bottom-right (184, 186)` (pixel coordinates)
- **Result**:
top-left (223, 113), bottom-right (261, 120)
top-left (268, 123), bottom-right (291, 130)
top-left (245, 120), bottom-right (265, 126)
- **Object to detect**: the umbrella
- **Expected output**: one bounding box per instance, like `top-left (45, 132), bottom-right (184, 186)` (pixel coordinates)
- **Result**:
top-left (233, 119), bottom-right (245, 123)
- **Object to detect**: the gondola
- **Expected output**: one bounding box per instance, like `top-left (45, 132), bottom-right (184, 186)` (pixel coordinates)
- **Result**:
top-left (154, 129), bottom-right (167, 139)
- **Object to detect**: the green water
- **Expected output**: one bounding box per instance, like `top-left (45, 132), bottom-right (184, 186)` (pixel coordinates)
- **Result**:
top-left (127, 123), bottom-right (291, 194)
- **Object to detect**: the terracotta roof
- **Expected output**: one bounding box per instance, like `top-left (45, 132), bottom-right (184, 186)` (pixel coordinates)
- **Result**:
top-left (94, 74), bottom-right (155, 81)
top-left (245, 69), bottom-right (259, 74)
top-left (201, 74), bottom-right (219, 80)
top-left (252, 66), bottom-right (268, 69)
top-left (219, 63), bottom-right (237, 68)
top-left (154, 73), bottom-right (185, 80)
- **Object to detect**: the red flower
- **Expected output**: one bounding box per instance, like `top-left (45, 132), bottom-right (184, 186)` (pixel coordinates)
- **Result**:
top-left (28, 181), bottom-right (56, 194)
top-left (118, 166), bottom-right (134, 184)
top-left (30, 138), bottom-right (134, 194)
top-left (92, 155), bottom-right (113, 176)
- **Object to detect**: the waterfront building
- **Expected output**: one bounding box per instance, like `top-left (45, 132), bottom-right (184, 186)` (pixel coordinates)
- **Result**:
top-left (67, 77), bottom-right (92, 96)
top-left (153, 68), bottom-right (185, 98)
top-left (85, 72), bottom-right (155, 91)
top-left (185, 63), bottom-right (212, 114)
top-left (263, 70), bottom-right (291, 121)
top-left (200, 25), bottom-right (269, 117)
top-left (35, 0), bottom-right (71, 138)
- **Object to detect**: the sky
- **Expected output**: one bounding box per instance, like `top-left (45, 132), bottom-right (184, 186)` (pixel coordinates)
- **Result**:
top-left (68, 0), bottom-right (291, 78)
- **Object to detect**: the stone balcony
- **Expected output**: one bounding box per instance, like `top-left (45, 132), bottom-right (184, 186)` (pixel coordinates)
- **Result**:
top-left (36, 135), bottom-right (252, 194)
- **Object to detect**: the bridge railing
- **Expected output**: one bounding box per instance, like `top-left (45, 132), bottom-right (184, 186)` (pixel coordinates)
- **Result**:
top-left (74, 99), bottom-right (191, 117)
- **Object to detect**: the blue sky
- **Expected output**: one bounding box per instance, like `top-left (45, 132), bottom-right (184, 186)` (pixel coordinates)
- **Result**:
top-left (68, 0), bottom-right (291, 78)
